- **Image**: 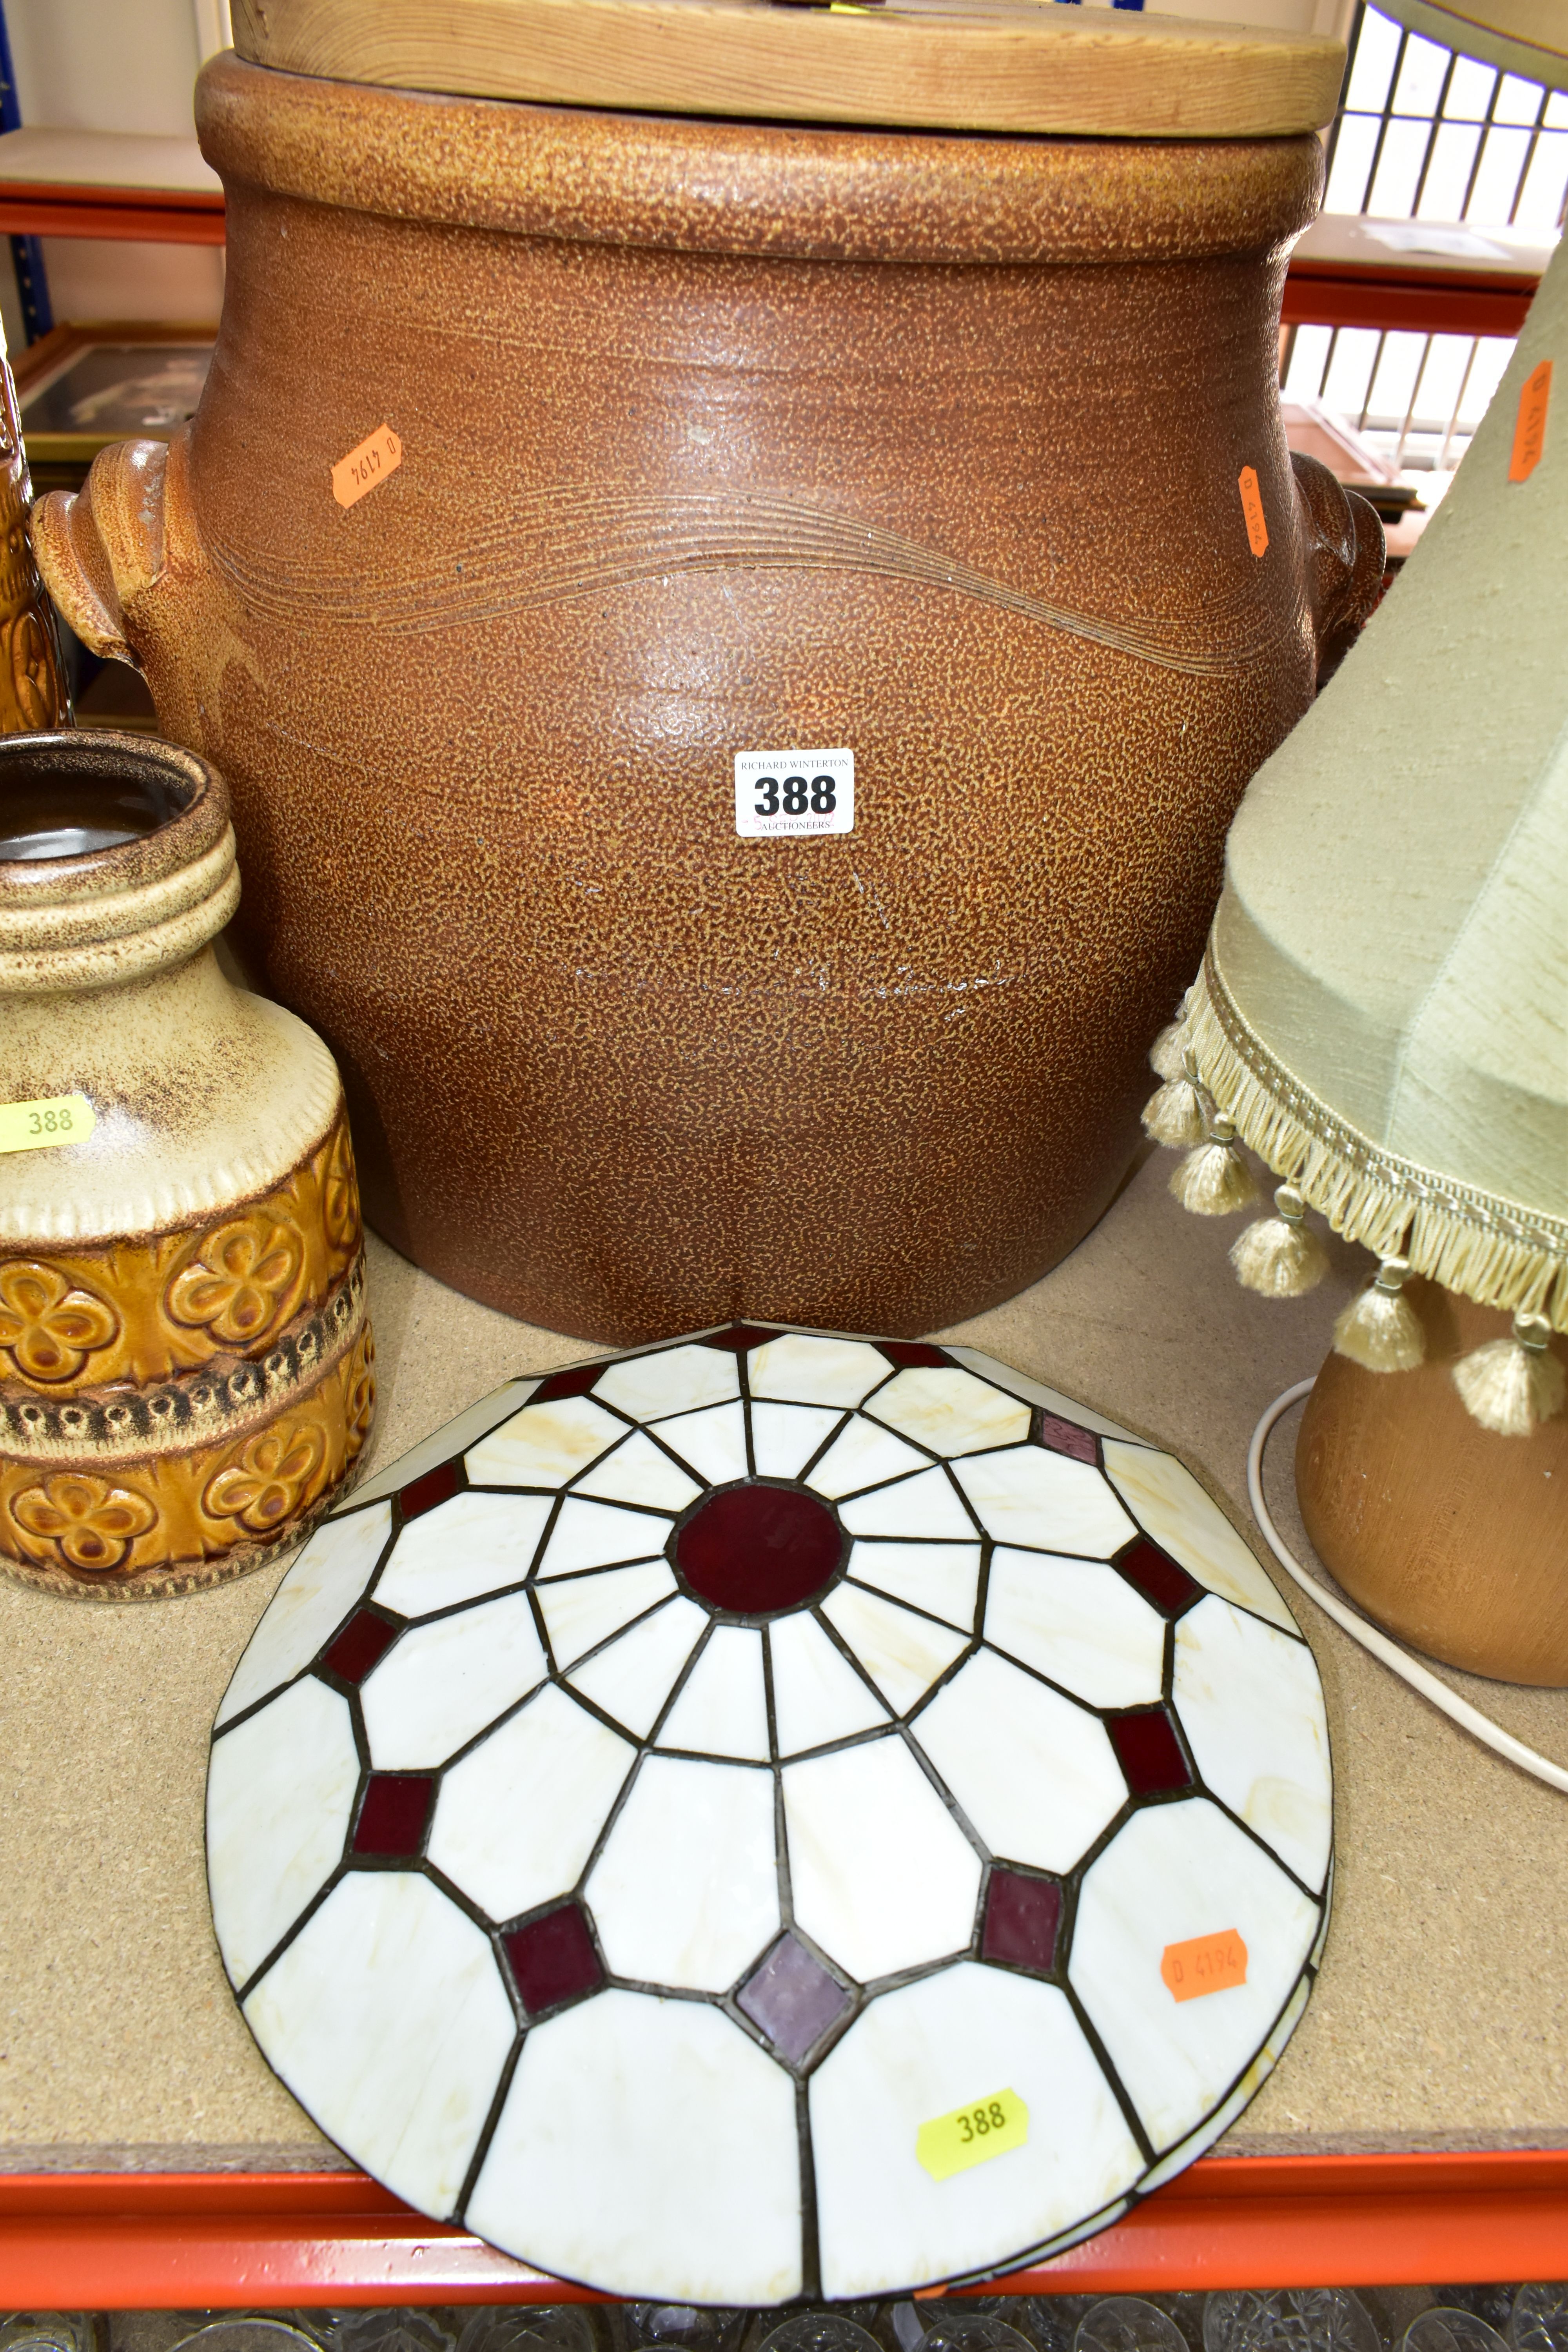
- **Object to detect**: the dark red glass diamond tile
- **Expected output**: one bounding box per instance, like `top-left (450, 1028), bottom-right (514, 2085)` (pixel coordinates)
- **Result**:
top-left (702, 1324), bottom-right (780, 1354)
top-left (878, 1341), bottom-right (949, 1369)
top-left (399, 1460), bottom-right (461, 1521)
top-left (1116, 1536), bottom-right (1200, 1617)
top-left (982, 1867), bottom-right (1062, 1975)
top-left (1109, 1708), bottom-right (1193, 1797)
top-left (676, 1481), bottom-right (844, 1617)
top-left (352, 1772), bottom-right (437, 1857)
top-left (531, 1363), bottom-right (604, 1404)
top-left (321, 1607), bottom-right (401, 1685)
top-left (737, 1932), bottom-right (851, 2063)
top-left (1036, 1411), bottom-right (1098, 1465)
top-left (505, 1901), bottom-right (604, 2016)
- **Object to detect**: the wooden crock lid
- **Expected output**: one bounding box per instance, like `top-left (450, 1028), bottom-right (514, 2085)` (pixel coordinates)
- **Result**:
top-left (229, 0), bottom-right (1346, 140)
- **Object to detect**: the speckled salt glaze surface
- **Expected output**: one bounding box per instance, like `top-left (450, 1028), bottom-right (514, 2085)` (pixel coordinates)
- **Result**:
top-left (207, 1325), bottom-right (1333, 2304)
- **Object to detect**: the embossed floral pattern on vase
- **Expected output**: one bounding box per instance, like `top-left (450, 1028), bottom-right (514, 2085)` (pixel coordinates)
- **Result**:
top-left (0, 732), bottom-right (374, 1599)
top-left (209, 1326), bottom-right (1332, 2304)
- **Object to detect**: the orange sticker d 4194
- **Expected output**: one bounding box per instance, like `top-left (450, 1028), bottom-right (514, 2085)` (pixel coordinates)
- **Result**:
top-left (1161, 1928), bottom-right (1248, 2003)
top-left (1509, 360), bottom-right (1552, 482)
top-left (332, 423), bottom-right (403, 510)
top-left (1238, 466), bottom-right (1269, 557)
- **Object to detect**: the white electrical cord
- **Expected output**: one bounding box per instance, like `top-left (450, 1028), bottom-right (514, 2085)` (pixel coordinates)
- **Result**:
top-left (1247, 1379), bottom-right (1568, 1796)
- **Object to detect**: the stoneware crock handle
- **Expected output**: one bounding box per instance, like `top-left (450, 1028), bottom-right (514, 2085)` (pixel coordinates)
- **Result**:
top-left (1290, 448), bottom-right (1387, 688)
top-left (29, 436), bottom-right (171, 673)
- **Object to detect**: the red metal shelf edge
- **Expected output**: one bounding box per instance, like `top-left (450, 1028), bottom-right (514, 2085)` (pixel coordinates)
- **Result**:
top-left (0, 183), bottom-right (224, 245)
top-left (1281, 260), bottom-right (1539, 337)
top-left (0, 2152), bottom-right (1563, 2307)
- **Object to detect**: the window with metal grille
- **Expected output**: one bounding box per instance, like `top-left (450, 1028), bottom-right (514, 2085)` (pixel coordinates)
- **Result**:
top-left (1283, 3), bottom-right (1564, 481)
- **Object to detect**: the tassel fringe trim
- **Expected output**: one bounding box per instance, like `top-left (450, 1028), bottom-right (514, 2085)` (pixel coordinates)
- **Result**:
top-left (1186, 950), bottom-right (1568, 1336)
top-left (1452, 1312), bottom-right (1567, 1437)
top-left (1231, 1185), bottom-right (1330, 1298)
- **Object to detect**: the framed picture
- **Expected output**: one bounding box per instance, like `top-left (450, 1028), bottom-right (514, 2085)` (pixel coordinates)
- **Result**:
top-left (12, 321), bottom-right (216, 489)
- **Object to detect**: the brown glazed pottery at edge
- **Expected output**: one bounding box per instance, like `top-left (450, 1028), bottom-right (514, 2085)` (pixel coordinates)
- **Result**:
top-left (33, 56), bottom-right (1384, 1343)
top-left (0, 732), bottom-right (374, 1599)
top-left (1296, 1281), bottom-right (1568, 1686)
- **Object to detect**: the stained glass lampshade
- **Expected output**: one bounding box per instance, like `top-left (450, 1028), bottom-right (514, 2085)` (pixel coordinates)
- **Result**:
top-left (207, 1324), bottom-right (1332, 2304)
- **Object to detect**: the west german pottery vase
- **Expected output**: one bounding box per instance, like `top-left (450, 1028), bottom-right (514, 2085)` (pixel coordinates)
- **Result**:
top-left (31, 36), bottom-right (1383, 1345)
top-left (0, 731), bottom-right (374, 1599)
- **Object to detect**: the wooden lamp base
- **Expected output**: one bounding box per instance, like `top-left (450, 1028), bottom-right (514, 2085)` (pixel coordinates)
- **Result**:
top-left (1295, 1280), bottom-right (1568, 1687)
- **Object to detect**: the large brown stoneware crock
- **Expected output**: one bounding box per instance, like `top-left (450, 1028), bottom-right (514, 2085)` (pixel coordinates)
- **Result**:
top-left (33, 52), bottom-right (1382, 1343)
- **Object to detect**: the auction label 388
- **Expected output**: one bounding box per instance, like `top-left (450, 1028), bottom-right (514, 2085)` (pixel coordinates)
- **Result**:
top-left (735, 746), bottom-right (855, 838)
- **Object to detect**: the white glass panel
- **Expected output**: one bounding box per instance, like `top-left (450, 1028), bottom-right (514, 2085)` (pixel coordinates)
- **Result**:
top-left (217, 1502), bottom-right (391, 1727)
top-left (768, 1611), bottom-right (892, 1755)
top-left (535, 1559), bottom-right (676, 1670)
top-left (1494, 73), bottom-right (1546, 127)
top-left (942, 1348), bottom-right (1143, 1442)
top-left (1069, 1798), bottom-right (1318, 2155)
top-left (208, 1677), bottom-right (359, 1987)
top-left (811, 1964), bottom-right (1141, 2299)
top-left (1102, 1442), bottom-right (1294, 1631)
top-left (465, 1395), bottom-right (624, 1488)
top-left (951, 1447), bottom-right (1134, 1559)
top-left (1456, 336), bottom-right (1516, 425)
top-left (587, 1753), bottom-right (778, 1991)
top-left (807, 1416), bottom-right (930, 1501)
top-left (1364, 330), bottom-right (1430, 428)
top-left (572, 1429), bottom-right (701, 1513)
top-left (1412, 332), bottom-right (1478, 429)
top-left (782, 1735), bottom-right (981, 1982)
top-left (847, 1538), bottom-right (981, 1632)
top-left (346, 1379), bottom-right (538, 1509)
top-left (1173, 1596), bottom-right (1332, 1893)
top-left (427, 1681), bottom-right (637, 1922)
top-left (821, 1582), bottom-right (969, 1714)
top-left (913, 1648), bottom-right (1125, 1874)
top-left (374, 1490), bottom-right (553, 1615)
top-left (839, 1465), bottom-right (978, 1541)
top-left (566, 1597), bottom-right (708, 1736)
top-left (537, 1497), bottom-right (675, 1578)
top-left (750, 1401), bottom-right (844, 1480)
top-left (469, 1991), bottom-right (802, 2302)
top-left (361, 1588), bottom-right (548, 1767)
top-left (866, 1366), bottom-right (1030, 1459)
top-left (749, 1332), bottom-right (889, 1407)
top-left (244, 1872), bottom-right (515, 2218)
top-left (984, 1547), bottom-right (1165, 1710)
top-left (651, 1401), bottom-right (748, 1485)
top-left (657, 1624), bottom-right (770, 1760)
top-left (594, 1343), bottom-right (738, 1422)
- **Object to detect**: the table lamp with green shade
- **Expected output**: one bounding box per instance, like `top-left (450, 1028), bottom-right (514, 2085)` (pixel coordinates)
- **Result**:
top-left (1145, 230), bottom-right (1568, 1686)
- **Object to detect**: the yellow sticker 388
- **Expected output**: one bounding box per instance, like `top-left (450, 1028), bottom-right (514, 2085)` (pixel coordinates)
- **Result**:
top-left (0, 1094), bottom-right (95, 1154)
top-left (916, 2088), bottom-right (1029, 2182)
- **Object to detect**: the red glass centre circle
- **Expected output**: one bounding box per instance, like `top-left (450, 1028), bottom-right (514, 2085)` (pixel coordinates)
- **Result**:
top-left (674, 1481), bottom-right (845, 1618)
